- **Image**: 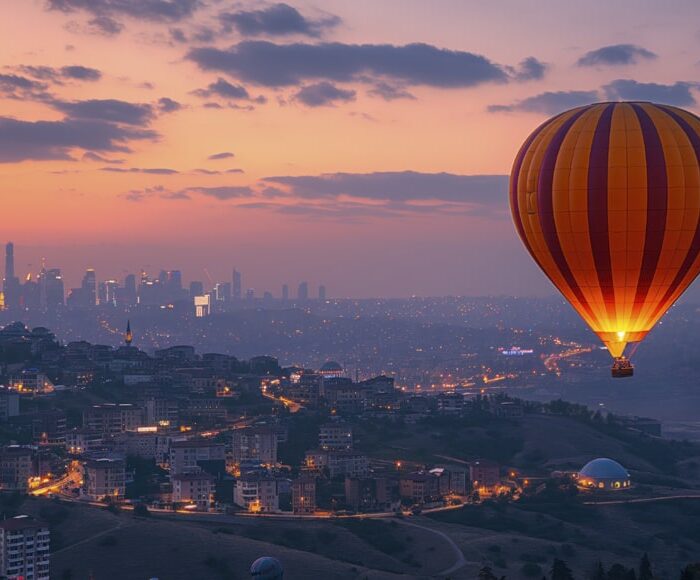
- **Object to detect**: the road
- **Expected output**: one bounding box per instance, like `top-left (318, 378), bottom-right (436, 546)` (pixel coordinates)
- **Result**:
top-left (52, 521), bottom-right (132, 556)
top-left (584, 493), bottom-right (700, 506)
top-left (393, 518), bottom-right (467, 576)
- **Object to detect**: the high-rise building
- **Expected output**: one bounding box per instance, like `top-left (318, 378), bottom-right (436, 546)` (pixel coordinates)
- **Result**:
top-left (4, 243), bottom-right (14, 281)
top-left (123, 274), bottom-right (137, 306)
top-left (214, 282), bottom-right (231, 302)
top-left (82, 269), bottom-right (97, 306)
top-left (282, 284), bottom-right (289, 301)
top-left (298, 281), bottom-right (308, 301)
top-left (319, 285), bottom-right (327, 300)
top-left (168, 270), bottom-right (183, 298)
top-left (245, 289), bottom-right (254, 300)
top-left (39, 268), bottom-right (64, 311)
top-left (99, 279), bottom-right (119, 306)
top-left (2, 243), bottom-right (20, 310)
top-left (20, 275), bottom-right (40, 312)
top-left (0, 515), bottom-right (50, 580)
top-left (189, 280), bottom-right (204, 297)
top-left (232, 269), bottom-right (242, 299)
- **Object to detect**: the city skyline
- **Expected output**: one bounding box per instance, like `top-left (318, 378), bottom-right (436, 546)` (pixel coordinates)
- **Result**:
top-left (1, 241), bottom-right (330, 309)
top-left (3, 2), bottom-right (700, 296)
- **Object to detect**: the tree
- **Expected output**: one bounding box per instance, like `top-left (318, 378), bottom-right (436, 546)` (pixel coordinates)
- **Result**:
top-left (608, 564), bottom-right (630, 580)
top-left (133, 503), bottom-right (150, 517)
top-left (639, 554), bottom-right (653, 580)
top-left (680, 564), bottom-right (700, 580)
top-left (551, 559), bottom-right (574, 580)
top-left (592, 561), bottom-right (606, 580)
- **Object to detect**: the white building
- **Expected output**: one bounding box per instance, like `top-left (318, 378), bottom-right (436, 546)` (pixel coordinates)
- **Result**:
top-left (82, 457), bottom-right (126, 500)
top-left (0, 515), bottom-right (50, 580)
top-left (577, 458), bottom-right (631, 490)
top-left (234, 474), bottom-right (280, 513)
top-left (172, 473), bottom-right (215, 511)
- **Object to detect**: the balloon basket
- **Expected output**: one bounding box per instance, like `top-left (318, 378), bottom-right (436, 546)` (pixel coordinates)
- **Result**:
top-left (611, 357), bottom-right (634, 378)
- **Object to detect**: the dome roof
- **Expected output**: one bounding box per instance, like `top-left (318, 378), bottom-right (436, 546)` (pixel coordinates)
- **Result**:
top-left (250, 557), bottom-right (283, 579)
top-left (320, 361), bottom-right (342, 372)
top-left (579, 458), bottom-right (629, 480)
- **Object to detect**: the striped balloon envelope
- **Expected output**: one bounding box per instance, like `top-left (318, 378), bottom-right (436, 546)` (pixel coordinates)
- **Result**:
top-left (510, 101), bottom-right (700, 366)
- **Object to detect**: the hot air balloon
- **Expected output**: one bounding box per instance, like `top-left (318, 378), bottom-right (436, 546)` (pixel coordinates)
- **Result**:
top-left (510, 102), bottom-right (700, 377)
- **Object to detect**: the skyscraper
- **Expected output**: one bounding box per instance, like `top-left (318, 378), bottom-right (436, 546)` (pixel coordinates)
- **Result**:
top-left (233, 269), bottom-right (242, 300)
top-left (3, 243), bottom-right (20, 310)
top-left (319, 285), bottom-right (327, 300)
top-left (40, 268), bottom-right (64, 311)
top-left (4, 243), bottom-right (14, 280)
top-left (298, 281), bottom-right (308, 301)
top-left (82, 269), bottom-right (97, 306)
top-left (282, 284), bottom-right (289, 301)
top-left (123, 274), bottom-right (137, 306)
top-left (189, 280), bottom-right (204, 297)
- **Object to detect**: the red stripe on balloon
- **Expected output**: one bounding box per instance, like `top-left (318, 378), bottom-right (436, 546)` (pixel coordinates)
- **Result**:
top-left (647, 106), bottom-right (700, 321)
top-left (537, 108), bottom-right (600, 326)
top-left (587, 103), bottom-right (616, 320)
top-left (510, 115), bottom-right (563, 246)
top-left (629, 103), bottom-right (668, 320)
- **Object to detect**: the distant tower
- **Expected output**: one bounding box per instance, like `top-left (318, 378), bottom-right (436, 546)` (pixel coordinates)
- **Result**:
top-left (5, 242), bottom-right (15, 280)
top-left (3, 242), bottom-right (20, 310)
top-left (298, 281), bottom-right (308, 301)
top-left (318, 285), bottom-right (326, 300)
top-left (232, 268), bottom-right (242, 300)
top-left (282, 284), bottom-right (289, 301)
top-left (82, 269), bottom-right (97, 306)
top-left (125, 320), bottom-right (133, 346)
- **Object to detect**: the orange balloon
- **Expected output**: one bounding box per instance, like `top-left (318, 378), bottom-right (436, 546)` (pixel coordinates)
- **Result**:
top-left (510, 102), bottom-right (700, 358)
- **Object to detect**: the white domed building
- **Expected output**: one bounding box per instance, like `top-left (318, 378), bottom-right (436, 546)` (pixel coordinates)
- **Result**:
top-left (250, 557), bottom-right (283, 579)
top-left (319, 361), bottom-right (344, 379)
top-left (577, 458), bottom-right (631, 490)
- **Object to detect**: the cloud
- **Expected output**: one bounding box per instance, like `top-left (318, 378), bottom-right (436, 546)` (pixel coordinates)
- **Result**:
top-left (85, 15), bottom-right (124, 35)
top-left (219, 3), bottom-right (340, 38)
top-left (47, 0), bottom-right (200, 24)
top-left (50, 98), bottom-right (155, 125)
top-left (101, 166), bottom-right (178, 174)
top-left (577, 44), bottom-right (657, 67)
top-left (294, 82), bottom-right (355, 107)
top-left (157, 97), bottom-right (183, 112)
top-left (121, 185), bottom-right (167, 202)
top-left (169, 27), bottom-right (187, 43)
top-left (183, 185), bottom-right (256, 199)
top-left (512, 57), bottom-right (547, 81)
top-left (0, 74), bottom-right (48, 99)
top-left (187, 41), bottom-right (512, 88)
top-left (82, 151), bottom-right (124, 164)
top-left (61, 65), bottom-right (102, 81)
top-left (15, 64), bottom-right (102, 84)
top-left (367, 81), bottom-right (415, 101)
top-left (602, 79), bottom-right (697, 106)
top-left (192, 77), bottom-right (265, 103)
top-left (488, 90), bottom-right (599, 114)
top-left (0, 116), bottom-right (156, 162)
top-left (263, 171), bottom-right (508, 206)
top-left (207, 151), bottom-right (234, 160)
top-left (123, 171), bottom-right (509, 220)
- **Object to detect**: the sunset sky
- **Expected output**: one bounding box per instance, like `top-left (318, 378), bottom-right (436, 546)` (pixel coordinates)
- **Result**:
top-left (2, 0), bottom-right (700, 297)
